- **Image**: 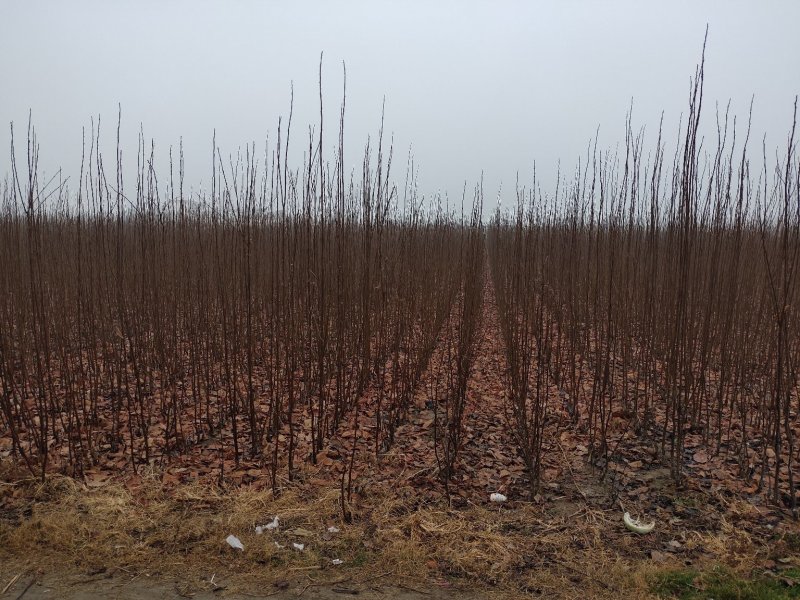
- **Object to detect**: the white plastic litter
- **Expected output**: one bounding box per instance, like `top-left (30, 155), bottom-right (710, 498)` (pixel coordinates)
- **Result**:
top-left (332, 559), bottom-right (344, 566)
top-left (292, 542), bottom-right (305, 551)
top-left (327, 526), bottom-right (340, 533)
top-left (255, 516), bottom-right (280, 534)
top-left (274, 542), bottom-right (285, 549)
top-left (623, 512), bottom-right (655, 534)
top-left (226, 534), bottom-right (244, 551)
top-left (490, 492), bottom-right (507, 503)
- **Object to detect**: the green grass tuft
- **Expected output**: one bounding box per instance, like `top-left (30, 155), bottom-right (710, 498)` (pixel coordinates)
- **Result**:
top-left (651, 565), bottom-right (800, 599)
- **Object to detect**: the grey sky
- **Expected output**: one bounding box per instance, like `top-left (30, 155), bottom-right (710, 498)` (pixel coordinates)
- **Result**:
top-left (2, 1), bottom-right (799, 211)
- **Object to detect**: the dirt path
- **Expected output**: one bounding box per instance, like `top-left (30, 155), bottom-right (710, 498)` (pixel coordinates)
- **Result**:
top-left (454, 280), bottom-right (530, 501)
top-left (3, 571), bottom-right (486, 600)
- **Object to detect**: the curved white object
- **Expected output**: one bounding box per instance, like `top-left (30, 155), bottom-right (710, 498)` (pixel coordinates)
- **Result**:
top-left (623, 511), bottom-right (655, 534)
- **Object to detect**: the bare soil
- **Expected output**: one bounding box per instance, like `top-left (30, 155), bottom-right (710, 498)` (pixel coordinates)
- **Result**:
top-left (2, 571), bottom-right (482, 600)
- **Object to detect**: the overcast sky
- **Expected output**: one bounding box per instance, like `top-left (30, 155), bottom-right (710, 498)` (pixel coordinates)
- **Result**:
top-left (2, 1), bottom-right (799, 211)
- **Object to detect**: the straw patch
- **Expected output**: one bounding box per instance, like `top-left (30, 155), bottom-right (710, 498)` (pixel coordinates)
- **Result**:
top-left (0, 475), bottom-right (795, 599)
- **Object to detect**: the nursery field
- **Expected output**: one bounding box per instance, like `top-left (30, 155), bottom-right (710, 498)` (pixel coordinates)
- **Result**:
top-left (1, 58), bottom-right (800, 598)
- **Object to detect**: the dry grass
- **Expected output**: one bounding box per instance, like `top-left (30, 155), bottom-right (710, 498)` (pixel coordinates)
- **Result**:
top-left (0, 473), bottom-right (792, 599)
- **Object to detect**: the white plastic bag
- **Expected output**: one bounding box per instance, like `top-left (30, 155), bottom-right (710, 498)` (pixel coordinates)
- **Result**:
top-left (226, 534), bottom-right (244, 550)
